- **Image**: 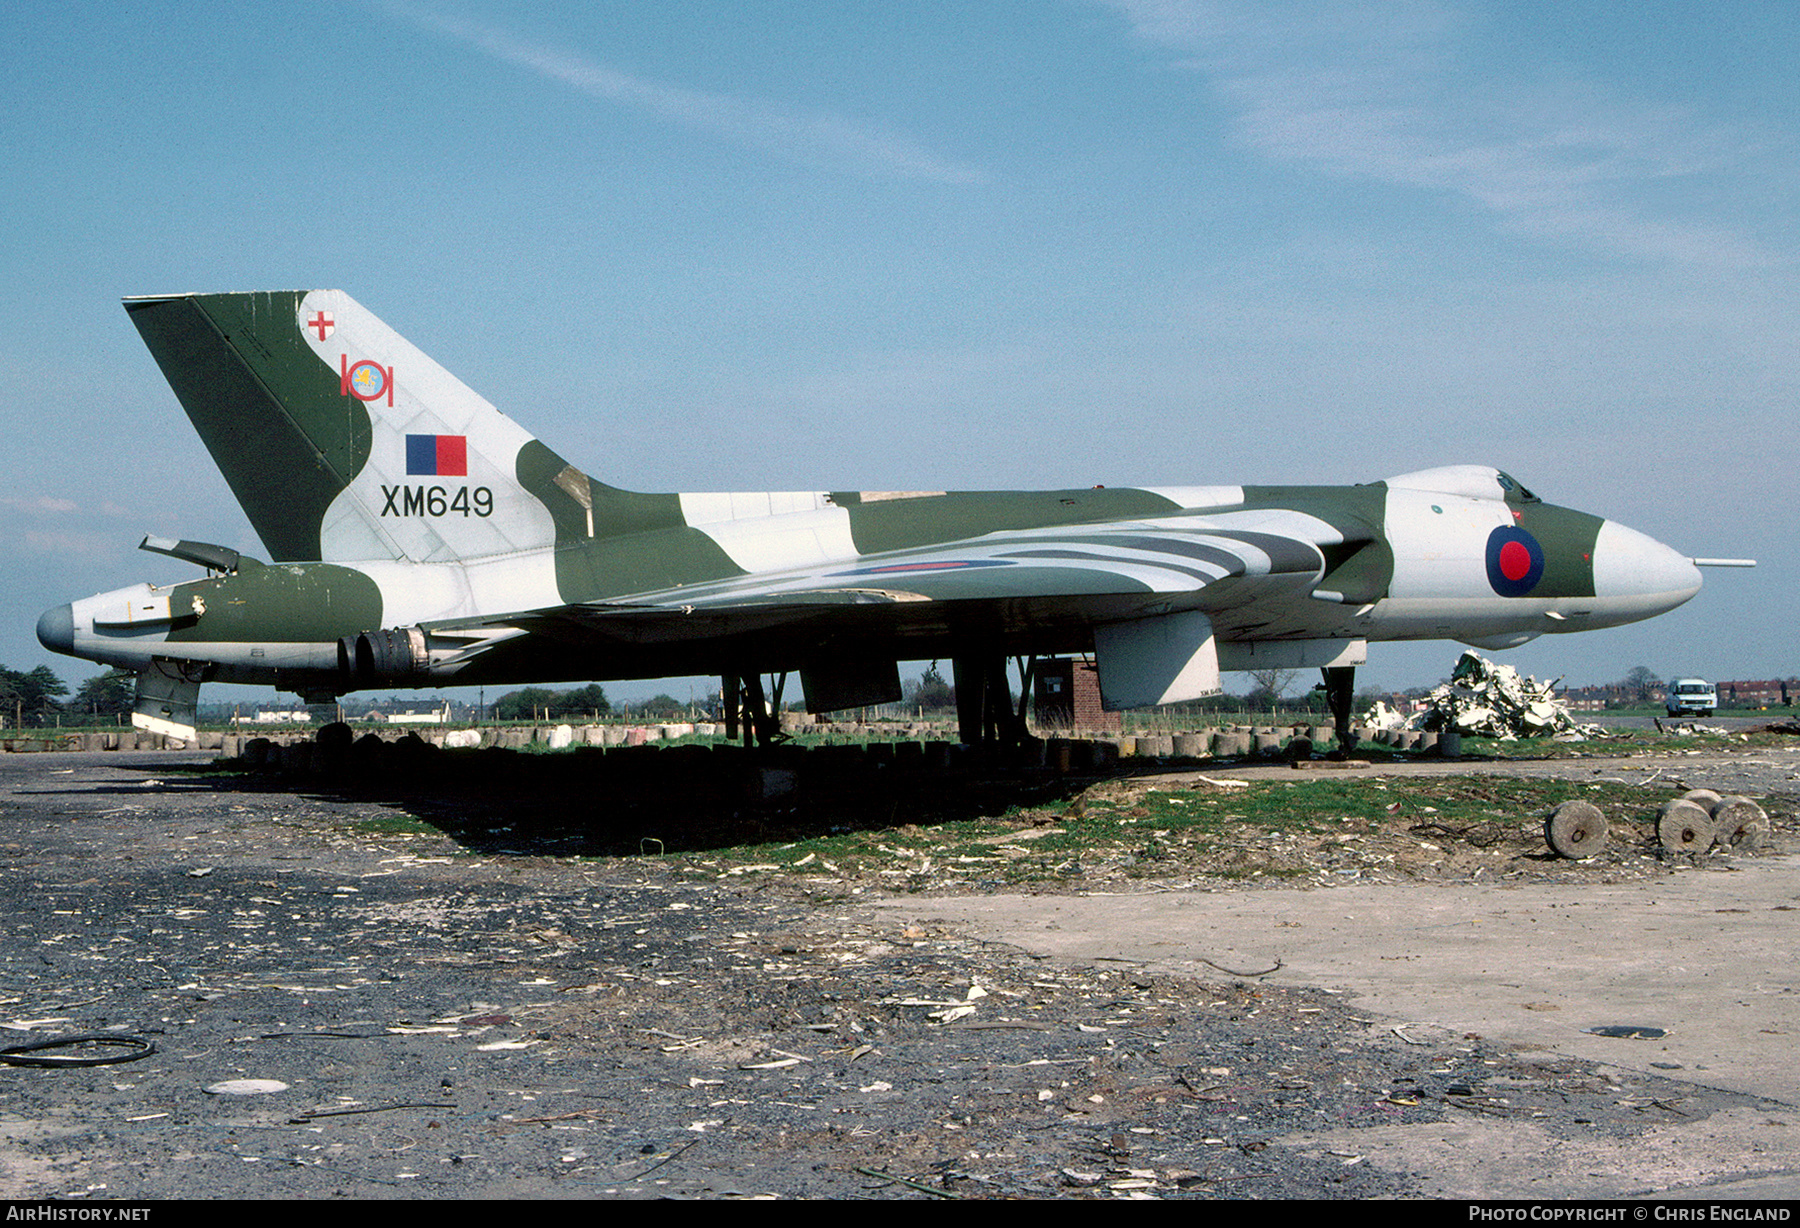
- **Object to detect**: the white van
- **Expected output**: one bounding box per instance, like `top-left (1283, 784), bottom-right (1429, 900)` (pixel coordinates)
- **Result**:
top-left (1666, 678), bottom-right (1717, 717)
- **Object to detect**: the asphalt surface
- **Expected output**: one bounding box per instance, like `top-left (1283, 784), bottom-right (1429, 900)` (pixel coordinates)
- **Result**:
top-left (2, 744), bottom-right (1797, 1200)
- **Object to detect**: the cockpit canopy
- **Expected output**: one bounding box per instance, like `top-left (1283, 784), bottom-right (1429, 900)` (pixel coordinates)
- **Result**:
top-left (1384, 465), bottom-right (1540, 504)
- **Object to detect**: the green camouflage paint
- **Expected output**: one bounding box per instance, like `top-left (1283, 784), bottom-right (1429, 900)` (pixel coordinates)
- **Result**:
top-left (837, 488), bottom-right (1186, 556)
top-left (126, 293), bottom-right (371, 563)
top-left (163, 563), bottom-right (384, 644)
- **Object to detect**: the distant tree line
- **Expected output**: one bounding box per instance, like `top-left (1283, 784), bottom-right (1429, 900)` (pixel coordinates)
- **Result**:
top-left (491, 684), bottom-right (612, 722)
top-left (1, 665), bottom-right (140, 726)
top-left (1, 664), bottom-right (69, 725)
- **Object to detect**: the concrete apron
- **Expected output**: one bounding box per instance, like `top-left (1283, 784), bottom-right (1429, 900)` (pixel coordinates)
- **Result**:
top-left (868, 855), bottom-right (1800, 1197)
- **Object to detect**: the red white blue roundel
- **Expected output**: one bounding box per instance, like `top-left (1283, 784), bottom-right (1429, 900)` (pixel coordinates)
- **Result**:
top-left (1486, 525), bottom-right (1545, 597)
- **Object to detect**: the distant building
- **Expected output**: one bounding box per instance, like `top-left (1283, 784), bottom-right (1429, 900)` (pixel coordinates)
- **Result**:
top-left (1558, 690), bottom-right (1611, 712)
top-left (385, 702), bottom-right (452, 725)
top-left (1715, 679), bottom-right (1793, 707)
top-left (1557, 684), bottom-right (1666, 710)
top-left (348, 698), bottom-right (461, 723)
top-left (233, 709), bottom-right (312, 725)
top-left (1557, 678), bottom-right (1795, 710)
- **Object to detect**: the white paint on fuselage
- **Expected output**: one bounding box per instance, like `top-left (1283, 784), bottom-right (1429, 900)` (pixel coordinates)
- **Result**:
top-left (678, 491), bottom-right (860, 573)
top-left (1139, 485), bottom-right (1246, 510)
top-left (1592, 518), bottom-right (1702, 604)
top-left (356, 551), bottom-right (562, 628)
top-left (298, 291), bottom-right (560, 566)
top-left (1382, 488), bottom-right (1510, 602)
top-left (1173, 507), bottom-right (1345, 547)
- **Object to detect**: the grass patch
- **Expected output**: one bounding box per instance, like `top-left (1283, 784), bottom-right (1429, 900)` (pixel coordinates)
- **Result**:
top-left (347, 813), bottom-right (438, 836)
top-left (1456, 728), bottom-right (1779, 758)
top-left (668, 773), bottom-right (1695, 890)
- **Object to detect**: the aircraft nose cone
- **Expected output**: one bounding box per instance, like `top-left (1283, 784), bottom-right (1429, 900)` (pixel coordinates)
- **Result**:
top-left (36, 603), bottom-right (75, 655)
top-left (1592, 520), bottom-right (1702, 607)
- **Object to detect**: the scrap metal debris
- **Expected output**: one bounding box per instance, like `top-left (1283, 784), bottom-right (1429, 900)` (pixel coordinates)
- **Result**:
top-left (1376, 652), bottom-right (1601, 740)
top-left (204, 1078), bottom-right (290, 1095)
top-left (1661, 721), bottom-right (1734, 738)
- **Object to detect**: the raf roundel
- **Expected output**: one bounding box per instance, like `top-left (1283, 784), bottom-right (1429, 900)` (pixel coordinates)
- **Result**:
top-left (1485, 525), bottom-right (1545, 597)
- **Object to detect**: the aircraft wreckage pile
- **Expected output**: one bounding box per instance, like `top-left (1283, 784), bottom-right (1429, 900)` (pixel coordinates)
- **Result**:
top-left (1368, 652), bottom-right (1600, 741)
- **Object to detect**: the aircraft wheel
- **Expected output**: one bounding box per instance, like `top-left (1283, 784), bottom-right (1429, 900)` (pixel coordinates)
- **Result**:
top-left (1657, 800), bottom-right (1715, 854)
top-left (1544, 801), bottom-right (1608, 859)
top-left (1711, 796), bottom-right (1767, 852)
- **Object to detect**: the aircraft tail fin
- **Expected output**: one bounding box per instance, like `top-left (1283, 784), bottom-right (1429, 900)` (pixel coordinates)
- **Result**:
top-left (124, 290), bottom-right (634, 565)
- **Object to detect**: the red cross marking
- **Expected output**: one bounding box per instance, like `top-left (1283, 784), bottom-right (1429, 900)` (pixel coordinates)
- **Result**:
top-left (308, 310), bottom-right (334, 341)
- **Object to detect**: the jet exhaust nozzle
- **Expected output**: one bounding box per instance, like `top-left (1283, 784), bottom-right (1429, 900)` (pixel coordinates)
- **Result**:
top-left (340, 627), bottom-right (430, 688)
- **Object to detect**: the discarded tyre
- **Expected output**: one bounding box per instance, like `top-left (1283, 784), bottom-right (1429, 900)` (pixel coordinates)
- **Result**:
top-left (1656, 799), bottom-right (1715, 854)
top-left (1544, 800), bottom-right (1609, 859)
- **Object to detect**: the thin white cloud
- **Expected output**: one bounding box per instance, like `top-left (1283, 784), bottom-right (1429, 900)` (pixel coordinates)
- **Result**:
top-left (1099, 0), bottom-right (1765, 267)
top-left (384, 3), bottom-right (985, 185)
top-left (18, 530), bottom-right (121, 561)
top-left (0, 495), bottom-right (80, 514)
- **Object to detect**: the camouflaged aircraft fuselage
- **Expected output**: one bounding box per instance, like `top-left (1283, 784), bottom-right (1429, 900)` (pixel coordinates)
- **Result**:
top-left (38, 291), bottom-right (1719, 740)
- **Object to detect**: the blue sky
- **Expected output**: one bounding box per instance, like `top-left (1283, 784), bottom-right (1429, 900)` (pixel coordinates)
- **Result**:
top-left (3, 0), bottom-right (1794, 705)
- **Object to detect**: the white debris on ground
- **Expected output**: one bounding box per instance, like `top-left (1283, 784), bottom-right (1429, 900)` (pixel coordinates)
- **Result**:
top-left (1362, 700), bottom-right (1408, 733)
top-left (1367, 651), bottom-right (1604, 741)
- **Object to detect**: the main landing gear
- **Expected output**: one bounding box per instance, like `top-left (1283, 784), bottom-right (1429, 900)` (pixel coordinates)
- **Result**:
top-left (723, 652), bottom-right (1041, 752)
top-left (1321, 665), bottom-right (1360, 758)
top-left (722, 672), bottom-right (787, 748)
top-left (952, 652), bottom-right (1035, 748)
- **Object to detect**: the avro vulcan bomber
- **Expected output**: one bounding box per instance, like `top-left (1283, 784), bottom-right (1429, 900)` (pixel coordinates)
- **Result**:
top-left (38, 291), bottom-right (1748, 748)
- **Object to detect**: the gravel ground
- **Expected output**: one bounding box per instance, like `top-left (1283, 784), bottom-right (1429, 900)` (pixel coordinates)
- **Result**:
top-left (1, 742), bottom-right (1795, 1200)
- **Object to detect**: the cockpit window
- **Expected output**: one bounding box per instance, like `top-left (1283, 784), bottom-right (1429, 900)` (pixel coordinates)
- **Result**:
top-left (1495, 471), bottom-right (1540, 504)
